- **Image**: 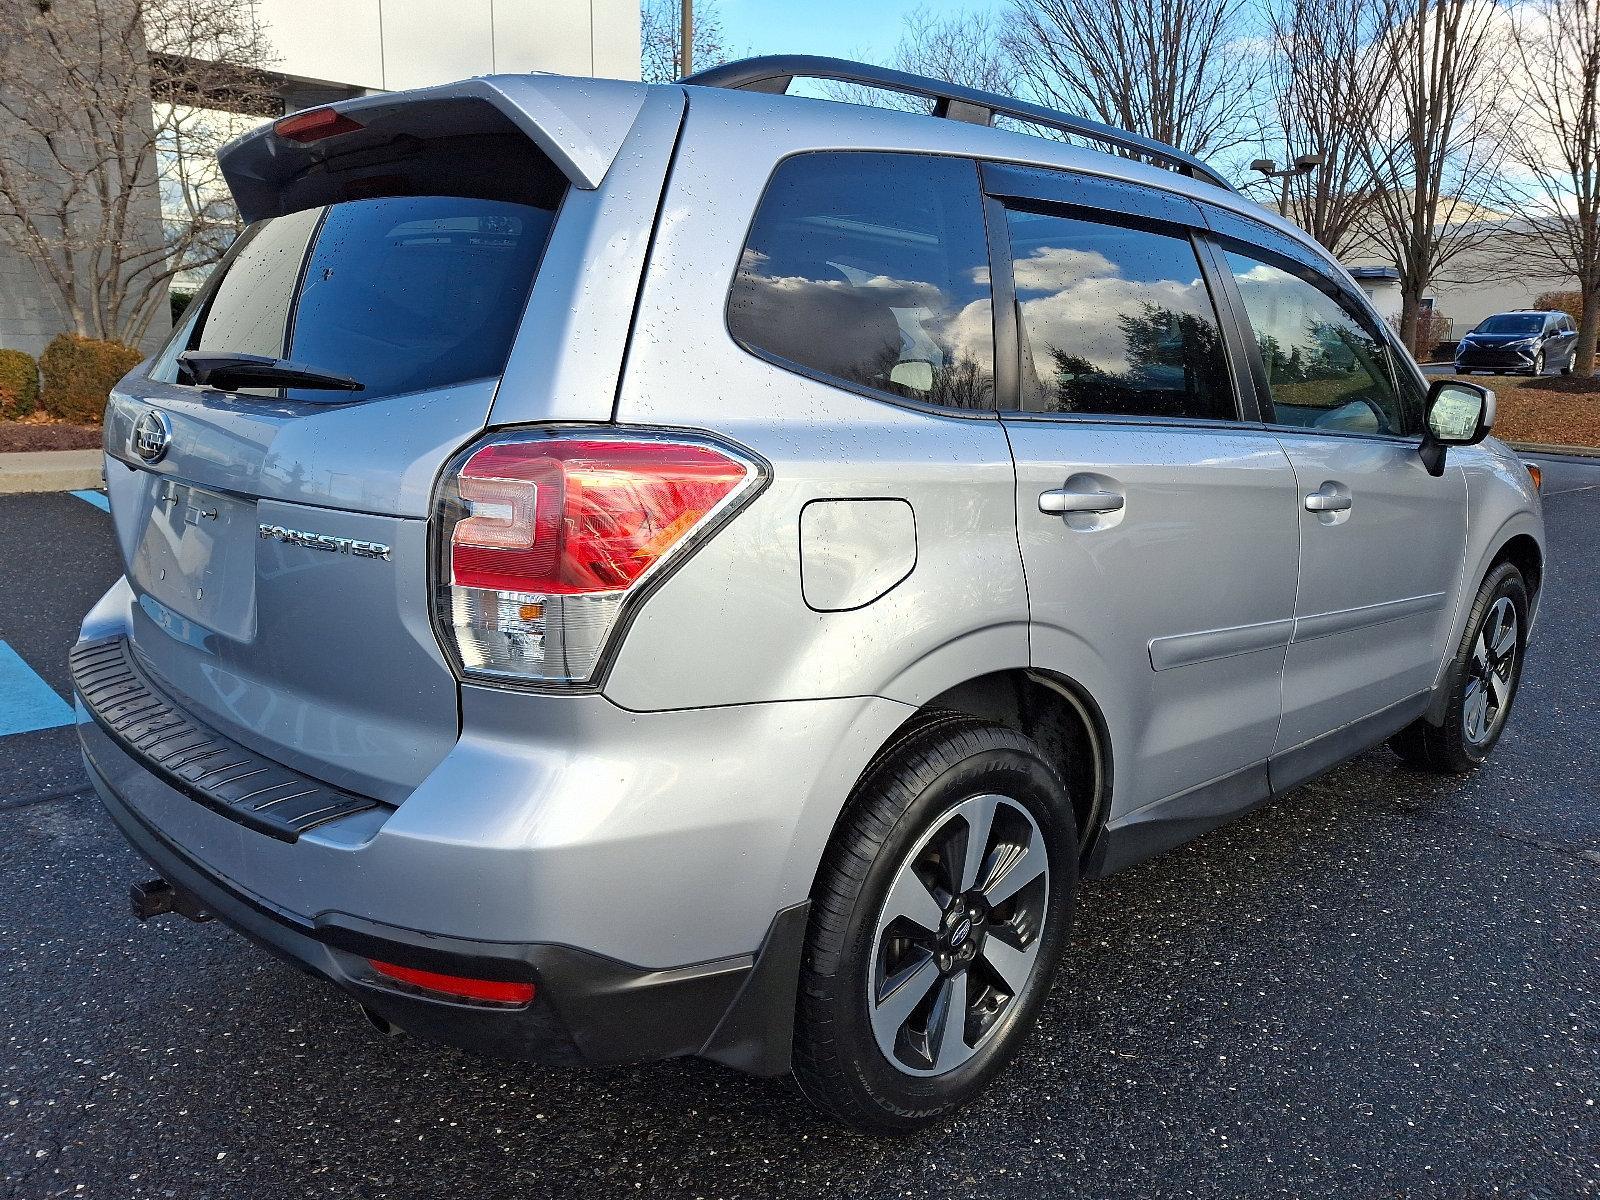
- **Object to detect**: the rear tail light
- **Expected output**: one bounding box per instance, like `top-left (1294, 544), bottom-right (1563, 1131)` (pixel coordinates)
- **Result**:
top-left (433, 429), bottom-right (763, 686)
top-left (368, 959), bottom-right (535, 1005)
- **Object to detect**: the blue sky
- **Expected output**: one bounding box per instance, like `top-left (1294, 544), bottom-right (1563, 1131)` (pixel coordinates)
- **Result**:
top-left (716, 0), bottom-right (1007, 63)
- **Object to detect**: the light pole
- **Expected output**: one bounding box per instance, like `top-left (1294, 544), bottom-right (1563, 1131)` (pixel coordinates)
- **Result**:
top-left (1250, 153), bottom-right (1324, 217)
top-left (680, 0), bottom-right (694, 77)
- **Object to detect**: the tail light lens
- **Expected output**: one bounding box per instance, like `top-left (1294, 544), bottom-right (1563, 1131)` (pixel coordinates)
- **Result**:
top-left (433, 430), bottom-right (763, 686)
top-left (368, 959), bottom-right (535, 1005)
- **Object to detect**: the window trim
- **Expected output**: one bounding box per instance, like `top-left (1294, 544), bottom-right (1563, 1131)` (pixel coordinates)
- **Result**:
top-left (984, 187), bottom-right (1255, 427)
top-left (1209, 234), bottom-right (1426, 444)
top-left (720, 149), bottom-right (1002, 419)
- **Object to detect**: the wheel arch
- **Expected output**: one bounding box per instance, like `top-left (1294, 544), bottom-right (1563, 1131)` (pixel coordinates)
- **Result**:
top-left (1425, 517), bottom-right (1544, 726)
top-left (851, 668), bottom-right (1114, 868)
top-left (1491, 532), bottom-right (1543, 610)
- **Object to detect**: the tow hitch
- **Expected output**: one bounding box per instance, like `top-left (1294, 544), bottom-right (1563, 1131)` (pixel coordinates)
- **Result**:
top-left (129, 877), bottom-right (215, 923)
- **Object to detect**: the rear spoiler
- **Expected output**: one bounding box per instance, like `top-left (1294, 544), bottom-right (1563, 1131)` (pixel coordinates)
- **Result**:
top-left (219, 75), bottom-right (651, 222)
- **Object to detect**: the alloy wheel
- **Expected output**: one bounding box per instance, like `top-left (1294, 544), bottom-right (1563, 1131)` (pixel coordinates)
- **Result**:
top-left (1463, 596), bottom-right (1518, 746)
top-left (866, 793), bottom-right (1050, 1076)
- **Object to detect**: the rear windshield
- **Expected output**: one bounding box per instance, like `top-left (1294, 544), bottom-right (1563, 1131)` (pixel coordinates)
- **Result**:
top-left (1474, 314), bottom-right (1544, 336)
top-left (152, 194), bottom-right (560, 402)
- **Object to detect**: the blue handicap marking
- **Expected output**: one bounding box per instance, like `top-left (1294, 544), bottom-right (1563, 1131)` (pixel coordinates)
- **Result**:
top-left (0, 640), bottom-right (75, 735)
top-left (71, 490), bottom-right (110, 512)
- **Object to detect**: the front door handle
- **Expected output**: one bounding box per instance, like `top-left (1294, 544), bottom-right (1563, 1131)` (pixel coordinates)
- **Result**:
top-left (1304, 491), bottom-right (1352, 513)
top-left (1040, 488), bottom-right (1124, 515)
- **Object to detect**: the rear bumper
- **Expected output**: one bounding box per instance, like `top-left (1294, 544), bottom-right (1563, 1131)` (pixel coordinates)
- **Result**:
top-left (82, 718), bottom-right (808, 1073)
top-left (71, 584), bottom-right (909, 1072)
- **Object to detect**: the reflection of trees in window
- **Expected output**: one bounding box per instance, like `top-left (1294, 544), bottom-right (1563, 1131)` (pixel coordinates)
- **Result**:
top-left (856, 340), bottom-right (994, 409)
top-left (1042, 302), bottom-right (1228, 419)
top-left (1254, 317), bottom-right (1383, 412)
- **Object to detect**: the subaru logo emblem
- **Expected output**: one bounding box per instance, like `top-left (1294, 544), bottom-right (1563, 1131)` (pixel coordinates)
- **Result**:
top-left (133, 410), bottom-right (171, 464)
top-left (950, 916), bottom-right (972, 947)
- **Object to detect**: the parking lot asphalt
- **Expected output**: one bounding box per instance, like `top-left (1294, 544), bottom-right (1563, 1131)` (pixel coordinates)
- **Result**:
top-left (1, 460), bottom-right (1596, 1200)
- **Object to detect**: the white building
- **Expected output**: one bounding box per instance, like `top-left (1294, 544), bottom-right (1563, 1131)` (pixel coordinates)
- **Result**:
top-left (259, 0), bottom-right (639, 111)
top-left (1344, 214), bottom-right (1580, 350)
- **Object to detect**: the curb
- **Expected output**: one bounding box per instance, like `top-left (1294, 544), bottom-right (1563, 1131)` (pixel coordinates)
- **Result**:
top-left (0, 449), bottom-right (105, 494)
top-left (1508, 441), bottom-right (1600, 460)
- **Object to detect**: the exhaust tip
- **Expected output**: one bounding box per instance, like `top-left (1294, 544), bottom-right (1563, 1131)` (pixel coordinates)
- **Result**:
top-left (359, 1004), bottom-right (403, 1038)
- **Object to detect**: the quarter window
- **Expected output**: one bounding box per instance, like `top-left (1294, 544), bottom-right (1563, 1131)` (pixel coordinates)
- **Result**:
top-left (727, 152), bottom-right (995, 410)
top-left (1004, 208), bottom-right (1235, 420)
top-left (1225, 250), bottom-right (1413, 437)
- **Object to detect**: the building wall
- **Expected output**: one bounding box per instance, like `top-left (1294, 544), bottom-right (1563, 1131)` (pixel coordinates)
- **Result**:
top-left (257, 0), bottom-right (640, 94)
top-left (1344, 231), bottom-right (1580, 340)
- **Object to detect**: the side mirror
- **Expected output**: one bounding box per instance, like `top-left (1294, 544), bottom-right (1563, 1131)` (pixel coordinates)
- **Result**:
top-left (1420, 380), bottom-right (1495, 476)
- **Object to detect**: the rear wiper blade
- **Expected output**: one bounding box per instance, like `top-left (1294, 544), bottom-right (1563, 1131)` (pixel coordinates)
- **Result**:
top-left (177, 351), bottom-right (363, 393)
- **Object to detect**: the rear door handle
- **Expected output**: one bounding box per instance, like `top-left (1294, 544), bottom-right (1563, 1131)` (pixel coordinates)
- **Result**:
top-left (1040, 488), bottom-right (1124, 515)
top-left (1304, 492), bottom-right (1352, 513)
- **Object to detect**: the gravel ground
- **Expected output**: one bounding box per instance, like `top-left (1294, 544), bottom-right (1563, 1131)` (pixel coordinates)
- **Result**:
top-left (0, 460), bottom-right (1595, 1200)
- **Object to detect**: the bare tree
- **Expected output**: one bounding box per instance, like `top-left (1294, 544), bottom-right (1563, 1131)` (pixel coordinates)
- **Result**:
top-left (1495, 0), bottom-right (1600, 375)
top-left (0, 0), bottom-right (276, 348)
top-left (816, 8), bottom-right (1017, 115)
top-left (1004, 0), bottom-right (1261, 159)
top-left (1256, 0), bottom-right (1398, 255)
top-left (640, 0), bottom-right (731, 84)
top-left (893, 8), bottom-right (1017, 94)
top-left (1360, 0), bottom-right (1510, 354)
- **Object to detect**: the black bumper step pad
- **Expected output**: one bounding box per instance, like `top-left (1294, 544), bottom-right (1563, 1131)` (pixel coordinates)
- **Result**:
top-left (69, 637), bottom-right (387, 843)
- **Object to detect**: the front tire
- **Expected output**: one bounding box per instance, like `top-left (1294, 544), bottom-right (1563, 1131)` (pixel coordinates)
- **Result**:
top-left (793, 719), bottom-right (1077, 1133)
top-left (1391, 563), bottom-right (1528, 773)
top-left (1531, 350), bottom-right (1546, 376)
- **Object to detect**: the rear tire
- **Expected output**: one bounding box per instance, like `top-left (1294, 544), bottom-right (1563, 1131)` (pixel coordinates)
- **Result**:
top-left (1390, 563), bottom-right (1528, 773)
top-left (793, 720), bottom-right (1077, 1133)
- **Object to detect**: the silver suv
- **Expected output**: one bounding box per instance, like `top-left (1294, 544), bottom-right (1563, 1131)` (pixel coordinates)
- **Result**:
top-left (73, 57), bottom-right (1544, 1132)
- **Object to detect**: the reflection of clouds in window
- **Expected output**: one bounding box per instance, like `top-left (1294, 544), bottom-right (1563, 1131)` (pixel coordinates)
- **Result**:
top-left (726, 152), bottom-right (995, 409)
top-left (730, 264), bottom-right (992, 404)
top-left (1004, 211), bottom-right (1231, 420)
top-left (1224, 249), bottom-right (1404, 434)
top-left (1228, 260), bottom-right (1375, 359)
top-left (1015, 254), bottom-right (1213, 377)
top-left (1011, 245), bottom-right (1119, 294)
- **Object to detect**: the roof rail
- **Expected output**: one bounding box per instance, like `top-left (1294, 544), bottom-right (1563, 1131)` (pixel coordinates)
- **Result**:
top-left (682, 55), bottom-right (1237, 194)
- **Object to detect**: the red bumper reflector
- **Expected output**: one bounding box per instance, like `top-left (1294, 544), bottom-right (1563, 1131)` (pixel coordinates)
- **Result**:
top-left (368, 959), bottom-right (535, 1004)
top-left (275, 107), bottom-right (364, 144)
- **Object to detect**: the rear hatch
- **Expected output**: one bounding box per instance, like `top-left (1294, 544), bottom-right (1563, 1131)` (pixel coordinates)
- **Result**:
top-left (100, 78), bottom-right (671, 802)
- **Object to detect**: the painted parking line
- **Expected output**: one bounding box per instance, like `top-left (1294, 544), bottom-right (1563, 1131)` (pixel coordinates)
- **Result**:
top-left (71, 490), bottom-right (110, 512)
top-left (0, 640), bottom-right (75, 736)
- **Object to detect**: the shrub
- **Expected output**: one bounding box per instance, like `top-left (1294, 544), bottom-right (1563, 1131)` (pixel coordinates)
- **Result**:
top-left (169, 289), bottom-right (195, 326)
top-left (0, 349), bottom-right (40, 417)
top-left (1534, 290), bottom-right (1582, 323)
top-left (39, 334), bottom-right (144, 424)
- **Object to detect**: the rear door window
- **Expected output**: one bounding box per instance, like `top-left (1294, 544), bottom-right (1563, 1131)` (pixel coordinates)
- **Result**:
top-left (1003, 208), bottom-right (1236, 421)
top-left (154, 195), bottom-right (559, 402)
top-left (727, 151), bottom-right (995, 410)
